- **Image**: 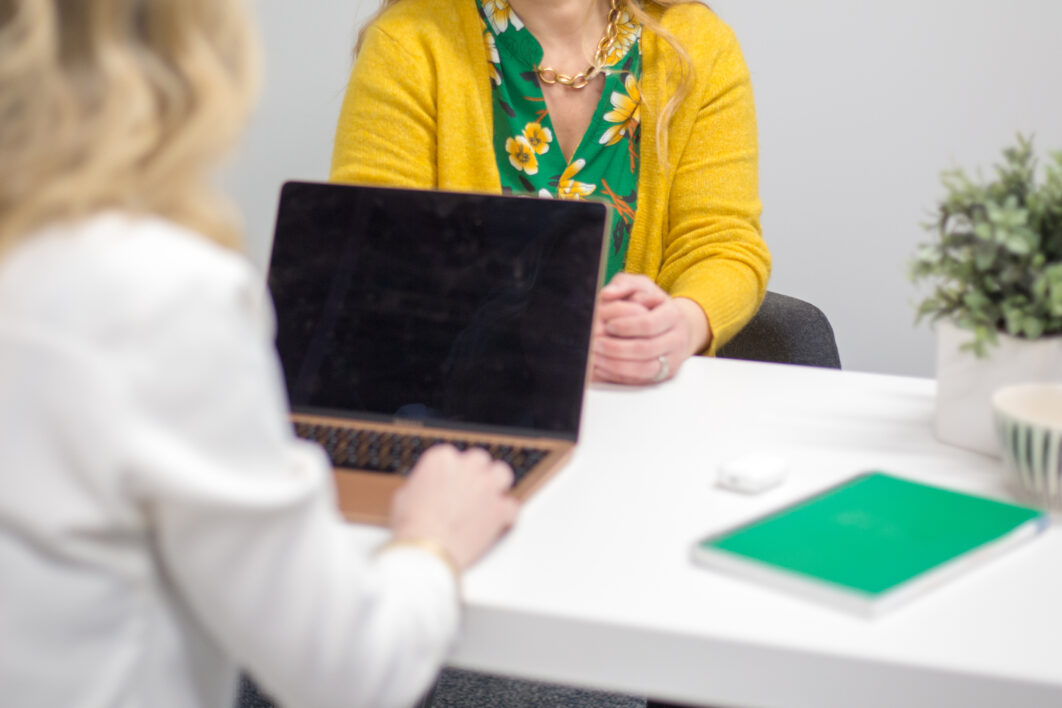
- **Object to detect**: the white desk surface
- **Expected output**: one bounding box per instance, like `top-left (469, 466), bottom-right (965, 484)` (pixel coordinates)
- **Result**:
top-left (349, 357), bottom-right (1062, 707)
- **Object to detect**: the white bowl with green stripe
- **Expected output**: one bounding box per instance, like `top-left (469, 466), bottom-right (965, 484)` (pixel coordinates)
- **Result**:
top-left (993, 383), bottom-right (1062, 509)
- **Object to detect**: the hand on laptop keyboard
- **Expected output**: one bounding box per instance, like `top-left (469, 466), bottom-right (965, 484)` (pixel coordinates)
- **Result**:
top-left (388, 445), bottom-right (520, 570)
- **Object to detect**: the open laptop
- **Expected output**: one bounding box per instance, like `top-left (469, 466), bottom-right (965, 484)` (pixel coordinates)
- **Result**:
top-left (267, 181), bottom-right (610, 524)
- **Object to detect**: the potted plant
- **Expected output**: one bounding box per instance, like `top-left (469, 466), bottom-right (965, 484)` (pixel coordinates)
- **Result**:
top-left (911, 136), bottom-right (1062, 456)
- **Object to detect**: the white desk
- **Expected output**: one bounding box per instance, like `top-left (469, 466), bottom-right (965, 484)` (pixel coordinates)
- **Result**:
top-left (354, 357), bottom-right (1062, 707)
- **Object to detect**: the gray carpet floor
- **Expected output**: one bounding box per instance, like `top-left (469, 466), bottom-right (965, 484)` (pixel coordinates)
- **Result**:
top-left (238, 669), bottom-right (646, 707)
top-left (430, 668), bottom-right (645, 707)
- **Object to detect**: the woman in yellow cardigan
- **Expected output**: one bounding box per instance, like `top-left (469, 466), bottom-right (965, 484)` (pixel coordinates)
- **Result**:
top-left (331, 0), bottom-right (770, 386)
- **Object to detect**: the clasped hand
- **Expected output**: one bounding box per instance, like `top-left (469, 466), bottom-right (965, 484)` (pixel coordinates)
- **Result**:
top-left (591, 273), bottom-right (710, 385)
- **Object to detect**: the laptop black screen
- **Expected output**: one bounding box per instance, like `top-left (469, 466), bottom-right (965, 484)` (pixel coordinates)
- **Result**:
top-left (268, 182), bottom-right (607, 439)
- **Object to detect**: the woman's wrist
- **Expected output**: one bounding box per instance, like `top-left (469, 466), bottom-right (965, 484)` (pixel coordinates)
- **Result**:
top-left (378, 536), bottom-right (462, 589)
top-left (673, 297), bottom-right (711, 356)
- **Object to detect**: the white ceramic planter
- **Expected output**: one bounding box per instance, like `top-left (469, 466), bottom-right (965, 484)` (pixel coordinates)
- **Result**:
top-left (935, 319), bottom-right (1062, 456)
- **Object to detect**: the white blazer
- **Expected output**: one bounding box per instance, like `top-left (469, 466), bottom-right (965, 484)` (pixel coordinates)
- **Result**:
top-left (0, 214), bottom-right (458, 708)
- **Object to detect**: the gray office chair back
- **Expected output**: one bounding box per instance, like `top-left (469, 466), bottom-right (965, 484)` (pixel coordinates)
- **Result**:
top-left (717, 291), bottom-right (841, 369)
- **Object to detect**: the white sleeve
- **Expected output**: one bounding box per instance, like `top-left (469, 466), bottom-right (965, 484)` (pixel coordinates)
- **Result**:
top-left (118, 253), bottom-right (458, 708)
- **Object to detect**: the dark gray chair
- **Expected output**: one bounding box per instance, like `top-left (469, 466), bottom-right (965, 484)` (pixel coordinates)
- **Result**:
top-left (717, 291), bottom-right (841, 369)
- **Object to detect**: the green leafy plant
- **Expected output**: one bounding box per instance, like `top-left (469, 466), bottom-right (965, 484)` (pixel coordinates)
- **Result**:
top-left (911, 135), bottom-right (1062, 356)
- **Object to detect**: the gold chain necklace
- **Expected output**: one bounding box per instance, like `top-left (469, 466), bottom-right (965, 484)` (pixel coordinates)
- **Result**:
top-left (534, 0), bottom-right (623, 90)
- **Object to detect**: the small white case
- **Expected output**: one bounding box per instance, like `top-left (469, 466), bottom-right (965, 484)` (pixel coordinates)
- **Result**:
top-left (716, 454), bottom-right (788, 494)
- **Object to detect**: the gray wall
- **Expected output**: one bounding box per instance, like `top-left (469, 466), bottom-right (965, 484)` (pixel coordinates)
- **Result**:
top-left (224, 0), bottom-right (1062, 377)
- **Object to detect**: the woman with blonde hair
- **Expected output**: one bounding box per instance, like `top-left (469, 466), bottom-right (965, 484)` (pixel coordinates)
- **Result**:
top-left (0, 1), bottom-right (519, 707)
top-left (332, 0), bottom-right (771, 387)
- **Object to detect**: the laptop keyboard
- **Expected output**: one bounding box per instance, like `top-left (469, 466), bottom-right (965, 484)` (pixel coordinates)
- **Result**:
top-left (293, 422), bottom-right (549, 486)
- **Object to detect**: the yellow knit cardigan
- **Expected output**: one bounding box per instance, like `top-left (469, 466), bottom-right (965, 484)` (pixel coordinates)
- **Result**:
top-left (331, 0), bottom-right (770, 354)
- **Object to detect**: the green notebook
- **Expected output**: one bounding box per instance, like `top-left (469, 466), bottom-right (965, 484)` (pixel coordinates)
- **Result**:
top-left (691, 472), bottom-right (1048, 617)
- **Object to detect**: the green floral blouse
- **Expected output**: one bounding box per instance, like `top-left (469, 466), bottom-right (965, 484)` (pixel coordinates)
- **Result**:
top-left (476, 0), bottom-right (643, 283)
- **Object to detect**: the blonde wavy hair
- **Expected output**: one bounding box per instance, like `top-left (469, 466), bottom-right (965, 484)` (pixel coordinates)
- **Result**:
top-left (354, 0), bottom-right (695, 167)
top-left (0, 0), bottom-right (260, 256)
